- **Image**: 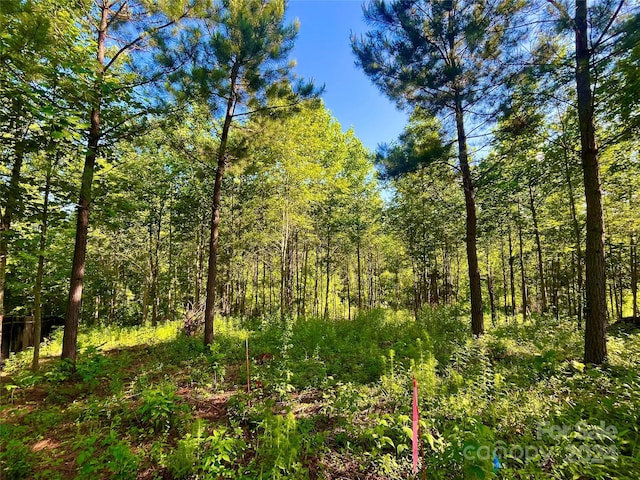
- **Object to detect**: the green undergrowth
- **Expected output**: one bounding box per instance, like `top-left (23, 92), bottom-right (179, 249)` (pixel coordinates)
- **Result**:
top-left (1, 308), bottom-right (639, 479)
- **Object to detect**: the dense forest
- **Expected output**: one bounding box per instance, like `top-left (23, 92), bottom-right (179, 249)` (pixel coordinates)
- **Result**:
top-left (1, 0), bottom-right (640, 479)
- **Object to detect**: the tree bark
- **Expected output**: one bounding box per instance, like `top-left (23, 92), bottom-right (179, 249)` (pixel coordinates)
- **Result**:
top-left (0, 147), bottom-right (25, 360)
top-left (149, 204), bottom-right (162, 326)
top-left (32, 157), bottom-right (54, 370)
top-left (301, 240), bottom-right (308, 317)
top-left (528, 184), bottom-right (547, 312)
top-left (204, 69), bottom-right (237, 346)
top-left (313, 244), bottom-right (319, 317)
top-left (500, 238), bottom-right (509, 317)
top-left (62, 3), bottom-right (108, 362)
top-left (575, 0), bottom-right (607, 364)
top-left (356, 238), bottom-right (363, 310)
top-left (632, 235), bottom-right (638, 322)
top-left (508, 227), bottom-right (516, 319)
top-left (562, 135), bottom-right (584, 328)
top-left (486, 242), bottom-right (496, 326)
top-left (412, 262), bottom-right (419, 321)
top-left (454, 94), bottom-right (483, 335)
top-left (346, 256), bottom-right (351, 320)
top-left (517, 212), bottom-right (529, 322)
top-left (324, 228), bottom-right (331, 319)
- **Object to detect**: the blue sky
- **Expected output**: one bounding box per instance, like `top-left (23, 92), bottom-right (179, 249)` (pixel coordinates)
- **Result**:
top-left (285, 1), bottom-right (408, 152)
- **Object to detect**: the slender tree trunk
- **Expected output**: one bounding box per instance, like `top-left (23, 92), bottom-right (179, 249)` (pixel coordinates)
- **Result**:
top-left (295, 232), bottom-right (300, 317)
top-left (609, 241), bottom-right (622, 322)
top-left (528, 184), bottom-right (547, 312)
top-left (283, 229), bottom-right (294, 316)
top-left (429, 252), bottom-right (439, 305)
top-left (333, 273), bottom-right (337, 318)
top-left (356, 238), bottom-right (363, 310)
top-left (552, 258), bottom-right (560, 320)
top-left (142, 278), bottom-right (149, 325)
top-left (195, 219), bottom-right (204, 307)
top-left (262, 259), bottom-right (267, 314)
top-left (324, 229), bottom-right (330, 319)
top-left (346, 256), bottom-right (351, 320)
top-left (32, 158), bottom-right (54, 370)
top-left (508, 227), bottom-right (516, 318)
top-left (454, 246), bottom-right (460, 302)
top-left (569, 257), bottom-right (576, 318)
top-left (301, 240), bottom-right (308, 317)
top-left (168, 194), bottom-right (174, 321)
top-left (369, 250), bottom-right (375, 309)
top-left (574, 0), bottom-right (607, 364)
top-left (150, 208), bottom-right (161, 326)
top-left (95, 296), bottom-right (100, 325)
top-left (500, 238), bottom-right (509, 317)
top-left (0, 147), bottom-right (25, 360)
top-left (313, 244), bottom-right (319, 316)
top-left (562, 144), bottom-right (584, 328)
top-left (395, 263), bottom-right (400, 311)
top-left (280, 212), bottom-right (288, 316)
top-left (411, 261), bottom-right (420, 321)
top-left (269, 257), bottom-right (274, 314)
top-left (607, 271), bottom-right (614, 321)
top-left (632, 235), bottom-right (638, 322)
top-left (429, 269), bottom-right (439, 305)
top-left (517, 214), bottom-right (529, 322)
top-left (486, 242), bottom-right (496, 326)
top-left (454, 95), bottom-right (483, 335)
top-left (204, 71), bottom-right (237, 346)
top-left (443, 245), bottom-right (451, 304)
top-left (253, 253), bottom-right (259, 316)
top-left (62, 4), bottom-right (108, 362)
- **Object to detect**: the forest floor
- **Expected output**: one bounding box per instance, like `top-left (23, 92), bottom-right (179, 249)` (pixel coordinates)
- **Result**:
top-left (1, 308), bottom-right (640, 480)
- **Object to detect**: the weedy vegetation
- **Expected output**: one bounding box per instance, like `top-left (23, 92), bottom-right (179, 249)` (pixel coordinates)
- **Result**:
top-left (2, 308), bottom-right (640, 479)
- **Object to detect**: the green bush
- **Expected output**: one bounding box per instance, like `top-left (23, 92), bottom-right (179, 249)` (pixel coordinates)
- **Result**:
top-left (136, 383), bottom-right (187, 434)
top-left (0, 439), bottom-right (34, 480)
top-left (167, 420), bottom-right (245, 479)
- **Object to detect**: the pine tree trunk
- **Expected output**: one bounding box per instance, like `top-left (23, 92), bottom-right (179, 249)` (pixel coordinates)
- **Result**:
top-left (295, 232), bottom-right (300, 317)
top-left (61, 3), bottom-right (109, 362)
top-left (411, 261), bottom-right (420, 321)
top-left (195, 220), bottom-right (203, 308)
top-left (632, 235), bottom-right (638, 322)
top-left (508, 227), bottom-right (516, 318)
top-left (324, 229), bottom-right (330, 319)
top-left (280, 215), bottom-right (288, 316)
top-left (204, 72), bottom-right (236, 346)
top-left (369, 250), bottom-right (375, 309)
top-left (563, 141), bottom-right (583, 328)
top-left (356, 238), bottom-right (363, 310)
top-left (168, 195), bottom-right (174, 322)
top-left (574, 0), bottom-right (607, 364)
top-left (253, 254), bottom-right (259, 316)
top-left (517, 214), bottom-right (529, 322)
top-left (0, 147), bottom-right (24, 360)
top-left (346, 256), bottom-right (351, 320)
top-left (262, 259), bottom-right (267, 314)
top-left (150, 209), bottom-right (161, 327)
top-left (395, 264), bottom-right (400, 311)
top-left (552, 259), bottom-right (560, 320)
top-left (454, 95), bottom-right (483, 335)
top-left (486, 242), bottom-right (496, 326)
top-left (443, 245), bottom-right (451, 304)
top-left (32, 158), bottom-right (53, 370)
top-left (313, 244), bottom-right (319, 317)
top-left (500, 239), bottom-right (509, 317)
top-left (528, 185), bottom-right (547, 312)
top-left (301, 240), bottom-right (308, 317)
